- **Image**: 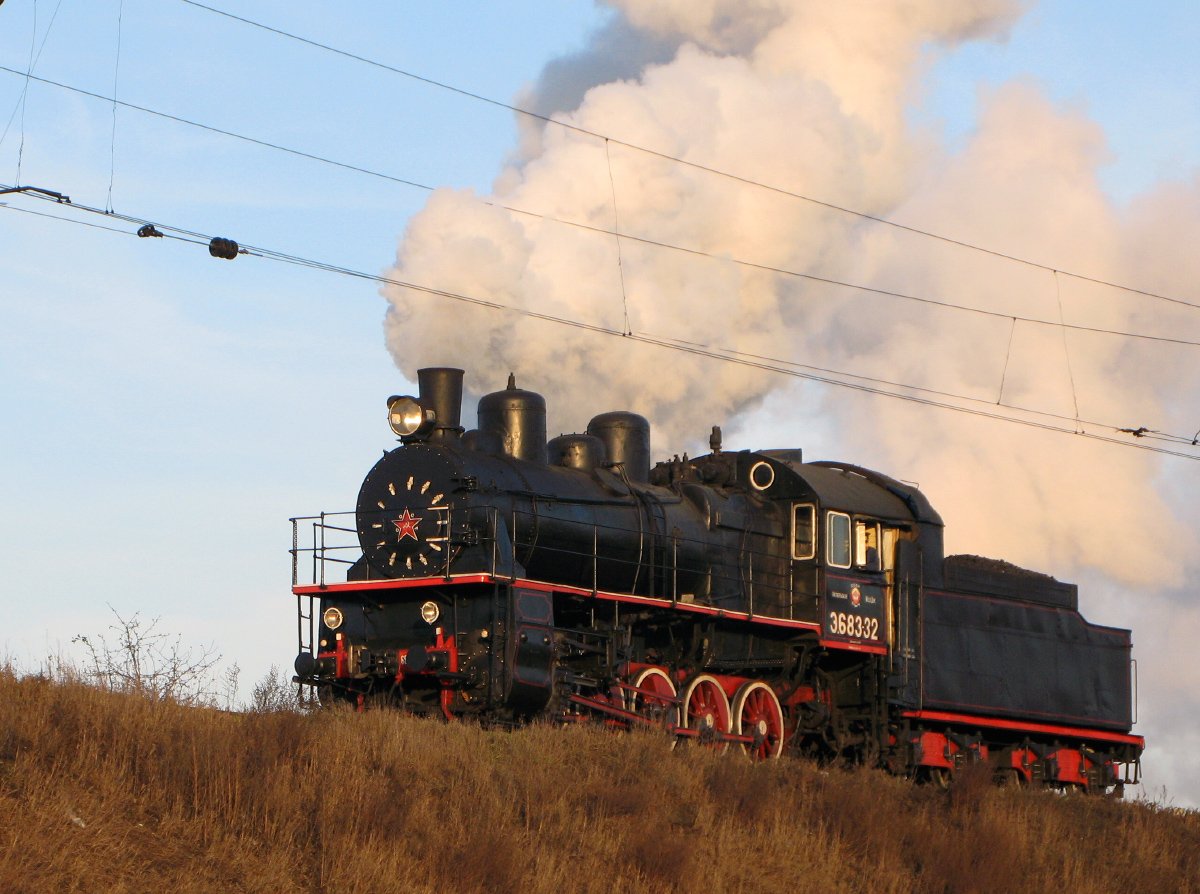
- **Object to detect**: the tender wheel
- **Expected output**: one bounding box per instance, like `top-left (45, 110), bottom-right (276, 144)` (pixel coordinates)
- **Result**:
top-left (626, 667), bottom-right (679, 728)
top-left (921, 766), bottom-right (951, 789)
top-left (995, 767), bottom-right (1027, 788)
top-left (681, 674), bottom-right (731, 751)
top-left (731, 681), bottom-right (785, 760)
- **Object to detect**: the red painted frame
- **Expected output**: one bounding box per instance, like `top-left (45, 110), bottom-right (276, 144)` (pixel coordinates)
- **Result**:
top-left (903, 709), bottom-right (1144, 748)
top-left (296, 572), bottom-right (835, 639)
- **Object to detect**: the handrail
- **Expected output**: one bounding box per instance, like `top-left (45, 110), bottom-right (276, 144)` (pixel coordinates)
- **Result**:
top-left (1131, 658), bottom-right (1138, 726)
top-left (289, 504), bottom-right (800, 604)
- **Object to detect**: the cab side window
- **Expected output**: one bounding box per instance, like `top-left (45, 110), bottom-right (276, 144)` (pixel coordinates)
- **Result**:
top-left (827, 512), bottom-right (851, 569)
top-left (855, 520), bottom-right (881, 571)
top-left (792, 504), bottom-right (815, 560)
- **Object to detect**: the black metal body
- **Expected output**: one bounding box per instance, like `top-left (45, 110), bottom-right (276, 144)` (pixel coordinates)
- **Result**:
top-left (292, 368), bottom-right (1143, 786)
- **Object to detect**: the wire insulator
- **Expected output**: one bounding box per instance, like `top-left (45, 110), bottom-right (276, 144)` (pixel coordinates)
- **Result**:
top-left (137, 224), bottom-right (163, 238)
top-left (209, 236), bottom-right (239, 259)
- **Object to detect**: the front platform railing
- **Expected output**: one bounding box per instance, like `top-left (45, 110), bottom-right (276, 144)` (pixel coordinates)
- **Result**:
top-left (289, 505), bottom-right (806, 620)
top-left (290, 510), bottom-right (362, 588)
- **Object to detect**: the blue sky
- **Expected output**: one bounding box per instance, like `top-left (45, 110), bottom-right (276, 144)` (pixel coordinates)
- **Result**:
top-left (919, 1), bottom-right (1200, 204)
top-left (2, 1), bottom-right (1198, 806)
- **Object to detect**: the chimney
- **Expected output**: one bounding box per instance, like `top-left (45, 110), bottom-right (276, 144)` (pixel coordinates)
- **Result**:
top-left (417, 367), bottom-right (464, 441)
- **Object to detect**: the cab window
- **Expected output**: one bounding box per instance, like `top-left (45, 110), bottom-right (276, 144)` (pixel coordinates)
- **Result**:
top-left (827, 512), bottom-right (851, 568)
top-left (855, 520), bottom-right (881, 571)
top-left (792, 504), bottom-right (815, 560)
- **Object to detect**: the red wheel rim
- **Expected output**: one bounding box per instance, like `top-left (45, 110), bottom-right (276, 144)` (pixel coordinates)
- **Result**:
top-left (627, 667), bottom-right (679, 727)
top-left (682, 675), bottom-right (731, 750)
top-left (732, 682), bottom-right (784, 760)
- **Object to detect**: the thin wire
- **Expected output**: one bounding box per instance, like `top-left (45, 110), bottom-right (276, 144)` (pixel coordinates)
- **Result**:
top-left (174, 0), bottom-right (1200, 315)
top-left (0, 67), bottom-right (431, 192)
top-left (15, 0), bottom-right (38, 184)
top-left (106, 0), bottom-right (125, 213)
top-left (626, 331), bottom-right (1200, 461)
top-left (0, 200), bottom-right (207, 241)
top-left (522, 208), bottom-right (1200, 349)
top-left (1055, 271), bottom-right (1082, 431)
top-left (605, 139), bottom-right (631, 336)
top-left (997, 317), bottom-right (1017, 405)
top-left (0, 188), bottom-right (1104, 429)
top-left (0, 0), bottom-right (64, 154)
top-left (3, 64), bottom-right (1200, 352)
top-left (9, 186), bottom-right (1195, 462)
top-left (639, 328), bottom-right (1200, 447)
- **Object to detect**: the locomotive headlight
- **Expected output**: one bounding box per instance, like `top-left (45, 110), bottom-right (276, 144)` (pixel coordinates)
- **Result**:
top-left (387, 395), bottom-right (434, 437)
top-left (322, 606), bottom-right (345, 630)
top-left (419, 601), bottom-right (441, 625)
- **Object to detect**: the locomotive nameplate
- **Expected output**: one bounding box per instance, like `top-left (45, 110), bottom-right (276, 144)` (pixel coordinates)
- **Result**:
top-left (823, 578), bottom-right (886, 649)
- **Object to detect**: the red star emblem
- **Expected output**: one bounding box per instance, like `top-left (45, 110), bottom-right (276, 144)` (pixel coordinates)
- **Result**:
top-left (393, 508), bottom-right (422, 541)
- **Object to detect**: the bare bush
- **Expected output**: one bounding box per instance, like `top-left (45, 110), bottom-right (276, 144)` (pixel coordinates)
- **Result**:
top-left (72, 607), bottom-right (220, 705)
top-left (220, 663), bottom-right (242, 711)
top-left (248, 664), bottom-right (303, 713)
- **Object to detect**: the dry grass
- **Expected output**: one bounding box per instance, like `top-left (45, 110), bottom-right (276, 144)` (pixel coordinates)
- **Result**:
top-left (1, 667), bottom-right (1196, 894)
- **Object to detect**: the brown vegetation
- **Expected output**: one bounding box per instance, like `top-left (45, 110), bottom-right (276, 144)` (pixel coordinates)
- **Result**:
top-left (1, 668), bottom-right (1196, 894)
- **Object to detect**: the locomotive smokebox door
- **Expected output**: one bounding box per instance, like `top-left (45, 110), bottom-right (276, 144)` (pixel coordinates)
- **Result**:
top-left (504, 588), bottom-right (555, 716)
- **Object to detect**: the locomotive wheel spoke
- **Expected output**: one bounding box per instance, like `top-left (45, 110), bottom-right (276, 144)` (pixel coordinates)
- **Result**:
top-left (626, 667), bottom-right (679, 728)
top-left (731, 681), bottom-right (785, 760)
top-left (681, 675), bottom-right (731, 752)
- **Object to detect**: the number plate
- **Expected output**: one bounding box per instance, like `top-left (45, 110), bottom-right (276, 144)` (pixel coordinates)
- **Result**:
top-left (823, 581), bottom-right (885, 644)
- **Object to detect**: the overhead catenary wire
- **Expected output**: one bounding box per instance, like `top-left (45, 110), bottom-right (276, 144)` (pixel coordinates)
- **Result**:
top-left (173, 0), bottom-right (1200, 316)
top-left (4, 185), bottom-right (1198, 463)
top-left (0, 66), bottom-right (433, 193)
top-left (642, 328), bottom-right (1200, 449)
top-left (1054, 270), bottom-right (1082, 431)
top-left (2, 10), bottom-right (1195, 452)
top-left (605, 139), bottom-right (631, 336)
top-left (106, 0), bottom-right (125, 213)
top-left (2, 64), bottom-right (1199, 352)
top-left (997, 316), bottom-right (1018, 405)
top-left (0, 0), bottom-right (64, 155)
top-left (13, 0), bottom-right (37, 184)
top-left (0, 197), bottom-right (154, 238)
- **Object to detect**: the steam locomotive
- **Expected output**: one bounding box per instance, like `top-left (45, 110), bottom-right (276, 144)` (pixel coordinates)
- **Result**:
top-left (291, 367), bottom-right (1143, 790)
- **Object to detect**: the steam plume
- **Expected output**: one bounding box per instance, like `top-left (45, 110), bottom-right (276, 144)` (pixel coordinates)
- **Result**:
top-left (384, 0), bottom-right (1196, 588)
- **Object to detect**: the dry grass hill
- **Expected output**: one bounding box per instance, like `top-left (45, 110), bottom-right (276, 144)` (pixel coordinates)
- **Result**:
top-left (1, 668), bottom-right (1196, 894)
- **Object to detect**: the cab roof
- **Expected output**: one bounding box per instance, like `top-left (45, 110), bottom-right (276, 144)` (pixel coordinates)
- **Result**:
top-left (762, 453), bottom-right (944, 527)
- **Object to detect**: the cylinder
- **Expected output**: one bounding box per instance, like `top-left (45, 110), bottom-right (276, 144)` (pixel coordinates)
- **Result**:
top-left (547, 433), bottom-right (606, 472)
top-left (587, 411), bottom-right (651, 483)
top-left (417, 367), bottom-right (464, 441)
top-left (477, 374), bottom-right (547, 464)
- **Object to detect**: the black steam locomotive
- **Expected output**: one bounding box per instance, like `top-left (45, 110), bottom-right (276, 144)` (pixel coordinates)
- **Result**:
top-left (291, 367), bottom-right (1143, 789)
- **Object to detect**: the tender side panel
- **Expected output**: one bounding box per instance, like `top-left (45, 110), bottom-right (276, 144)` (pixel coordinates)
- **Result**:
top-left (921, 589), bottom-right (1133, 730)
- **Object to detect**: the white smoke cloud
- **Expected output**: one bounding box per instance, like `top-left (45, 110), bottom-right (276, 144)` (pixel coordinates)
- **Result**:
top-left (383, 0), bottom-right (1199, 803)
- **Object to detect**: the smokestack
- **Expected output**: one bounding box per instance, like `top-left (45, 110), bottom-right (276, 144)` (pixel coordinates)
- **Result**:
top-left (417, 367), bottom-right (464, 441)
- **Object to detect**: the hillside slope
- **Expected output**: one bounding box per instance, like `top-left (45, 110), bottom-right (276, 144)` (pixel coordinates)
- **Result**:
top-left (1, 671), bottom-right (1195, 894)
